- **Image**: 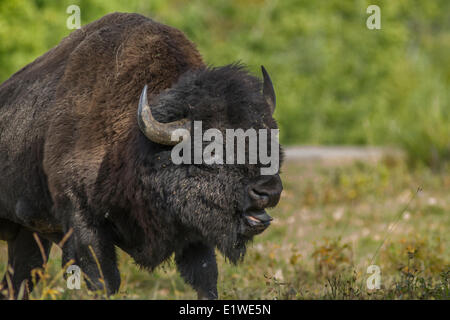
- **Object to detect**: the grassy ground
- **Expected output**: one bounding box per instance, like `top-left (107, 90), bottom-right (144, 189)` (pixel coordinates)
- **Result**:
top-left (0, 158), bottom-right (448, 299)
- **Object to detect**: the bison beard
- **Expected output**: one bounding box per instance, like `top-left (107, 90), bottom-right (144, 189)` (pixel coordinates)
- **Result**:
top-left (0, 12), bottom-right (283, 299)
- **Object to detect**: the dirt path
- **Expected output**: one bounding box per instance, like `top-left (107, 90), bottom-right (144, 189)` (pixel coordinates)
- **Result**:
top-left (284, 146), bottom-right (405, 165)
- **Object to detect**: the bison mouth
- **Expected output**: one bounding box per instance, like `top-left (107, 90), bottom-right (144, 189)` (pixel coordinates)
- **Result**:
top-left (210, 209), bottom-right (273, 264)
top-left (242, 210), bottom-right (272, 236)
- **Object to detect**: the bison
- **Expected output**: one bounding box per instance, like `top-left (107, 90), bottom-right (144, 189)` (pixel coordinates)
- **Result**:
top-left (0, 12), bottom-right (283, 299)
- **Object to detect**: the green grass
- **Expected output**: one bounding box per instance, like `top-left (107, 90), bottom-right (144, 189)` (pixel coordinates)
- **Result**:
top-left (1, 0), bottom-right (449, 166)
top-left (1, 159), bottom-right (448, 299)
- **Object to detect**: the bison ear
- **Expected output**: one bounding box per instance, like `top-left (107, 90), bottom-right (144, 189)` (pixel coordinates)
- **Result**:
top-left (261, 65), bottom-right (276, 114)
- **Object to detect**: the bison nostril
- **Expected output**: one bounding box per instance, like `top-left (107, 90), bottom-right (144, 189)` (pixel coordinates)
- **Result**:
top-left (249, 188), bottom-right (270, 203)
top-left (246, 175), bottom-right (282, 210)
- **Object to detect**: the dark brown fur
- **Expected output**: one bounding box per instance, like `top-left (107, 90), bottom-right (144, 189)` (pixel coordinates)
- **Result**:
top-left (0, 12), bottom-right (283, 299)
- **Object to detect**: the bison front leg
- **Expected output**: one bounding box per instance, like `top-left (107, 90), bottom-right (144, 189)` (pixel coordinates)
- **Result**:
top-left (175, 242), bottom-right (218, 300)
top-left (1, 228), bottom-right (51, 299)
top-left (62, 217), bottom-right (121, 296)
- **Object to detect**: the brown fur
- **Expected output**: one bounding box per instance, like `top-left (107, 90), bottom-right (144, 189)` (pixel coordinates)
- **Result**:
top-left (44, 12), bottom-right (204, 207)
top-left (0, 12), bottom-right (283, 299)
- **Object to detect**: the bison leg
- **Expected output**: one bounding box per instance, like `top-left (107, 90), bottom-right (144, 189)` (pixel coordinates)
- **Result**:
top-left (61, 220), bottom-right (121, 296)
top-left (175, 242), bottom-right (218, 300)
top-left (0, 218), bottom-right (20, 241)
top-left (0, 228), bottom-right (51, 299)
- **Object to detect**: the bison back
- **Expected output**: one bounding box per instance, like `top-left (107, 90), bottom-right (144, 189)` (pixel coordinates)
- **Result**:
top-left (0, 12), bottom-right (203, 225)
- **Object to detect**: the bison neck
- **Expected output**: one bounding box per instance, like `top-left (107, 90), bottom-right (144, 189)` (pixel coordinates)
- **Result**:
top-left (100, 133), bottom-right (202, 269)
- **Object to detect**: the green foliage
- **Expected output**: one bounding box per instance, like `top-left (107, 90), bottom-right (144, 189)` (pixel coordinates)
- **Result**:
top-left (0, 0), bottom-right (449, 166)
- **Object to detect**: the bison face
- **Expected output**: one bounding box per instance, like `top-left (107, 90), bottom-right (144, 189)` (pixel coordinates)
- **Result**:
top-left (138, 65), bottom-right (283, 263)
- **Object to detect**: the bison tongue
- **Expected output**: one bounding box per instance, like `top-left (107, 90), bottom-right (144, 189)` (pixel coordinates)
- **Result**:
top-left (246, 210), bottom-right (273, 226)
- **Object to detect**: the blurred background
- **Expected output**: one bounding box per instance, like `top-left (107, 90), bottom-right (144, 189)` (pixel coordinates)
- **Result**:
top-left (0, 0), bottom-right (449, 299)
top-left (1, 0), bottom-right (449, 168)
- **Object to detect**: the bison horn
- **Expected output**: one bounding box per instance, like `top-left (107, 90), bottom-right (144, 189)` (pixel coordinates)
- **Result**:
top-left (261, 65), bottom-right (276, 114)
top-left (137, 85), bottom-right (190, 146)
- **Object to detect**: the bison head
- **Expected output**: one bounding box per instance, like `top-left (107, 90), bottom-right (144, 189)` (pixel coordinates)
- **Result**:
top-left (135, 65), bottom-right (283, 263)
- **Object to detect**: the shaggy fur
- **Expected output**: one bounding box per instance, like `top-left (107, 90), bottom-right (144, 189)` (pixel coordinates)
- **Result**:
top-left (0, 12), bottom-right (283, 299)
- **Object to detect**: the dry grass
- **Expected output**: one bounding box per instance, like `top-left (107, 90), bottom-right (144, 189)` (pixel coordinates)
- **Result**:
top-left (0, 159), bottom-right (449, 299)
